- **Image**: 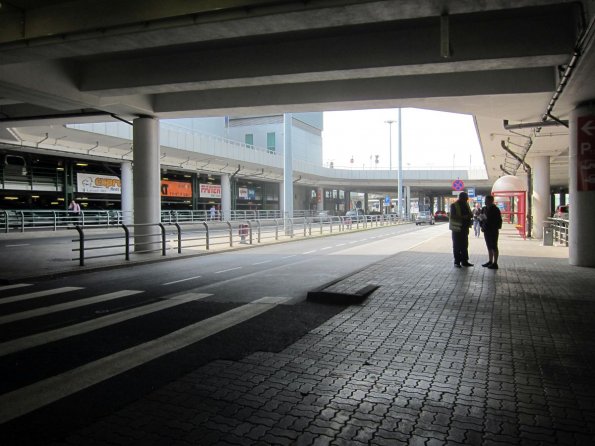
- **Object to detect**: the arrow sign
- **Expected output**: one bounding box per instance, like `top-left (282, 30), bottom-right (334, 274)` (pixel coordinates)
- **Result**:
top-left (581, 119), bottom-right (595, 136)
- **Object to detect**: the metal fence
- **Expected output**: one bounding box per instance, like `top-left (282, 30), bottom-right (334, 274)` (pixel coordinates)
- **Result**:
top-left (0, 209), bottom-right (325, 233)
top-left (547, 217), bottom-right (569, 246)
top-left (72, 214), bottom-right (403, 266)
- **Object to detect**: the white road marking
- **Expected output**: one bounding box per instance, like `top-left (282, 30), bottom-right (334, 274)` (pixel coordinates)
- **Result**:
top-left (0, 293), bottom-right (211, 357)
top-left (302, 250), bottom-right (316, 254)
top-left (0, 296), bottom-right (292, 423)
top-left (321, 246), bottom-right (332, 250)
top-left (214, 267), bottom-right (242, 274)
top-left (0, 290), bottom-right (143, 325)
top-left (335, 243), bottom-right (346, 247)
top-left (0, 287), bottom-right (83, 306)
top-left (253, 260), bottom-right (271, 265)
top-left (281, 255), bottom-right (296, 259)
top-left (5, 243), bottom-right (30, 247)
top-left (162, 275), bottom-right (202, 286)
top-left (0, 283), bottom-right (32, 292)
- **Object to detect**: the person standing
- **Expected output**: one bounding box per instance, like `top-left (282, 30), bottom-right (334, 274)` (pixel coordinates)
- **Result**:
top-left (472, 203), bottom-right (482, 237)
top-left (68, 199), bottom-right (81, 215)
top-left (209, 205), bottom-right (217, 221)
top-left (449, 191), bottom-right (473, 268)
top-left (480, 195), bottom-right (502, 269)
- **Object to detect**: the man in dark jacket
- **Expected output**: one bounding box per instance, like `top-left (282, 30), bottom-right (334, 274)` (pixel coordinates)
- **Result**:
top-left (449, 191), bottom-right (473, 267)
top-left (481, 195), bottom-right (502, 269)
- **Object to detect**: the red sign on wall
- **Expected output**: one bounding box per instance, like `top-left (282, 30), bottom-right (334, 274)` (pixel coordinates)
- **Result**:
top-left (577, 115), bottom-right (595, 192)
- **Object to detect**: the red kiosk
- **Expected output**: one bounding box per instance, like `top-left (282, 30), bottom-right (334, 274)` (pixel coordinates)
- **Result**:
top-left (491, 175), bottom-right (527, 239)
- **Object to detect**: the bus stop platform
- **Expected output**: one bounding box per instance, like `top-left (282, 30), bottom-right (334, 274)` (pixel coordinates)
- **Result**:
top-left (2, 226), bottom-right (595, 445)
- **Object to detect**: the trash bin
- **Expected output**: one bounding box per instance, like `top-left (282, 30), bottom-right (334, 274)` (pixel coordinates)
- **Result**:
top-left (543, 222), bottom-right (553, 246)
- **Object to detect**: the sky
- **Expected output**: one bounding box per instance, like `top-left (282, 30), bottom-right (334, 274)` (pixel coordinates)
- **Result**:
top-left (322, 108), bottom-right (484, 170)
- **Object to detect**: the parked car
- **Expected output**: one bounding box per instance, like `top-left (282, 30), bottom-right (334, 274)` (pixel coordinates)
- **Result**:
top-left (554, 205), bottom-right (569, 219)
top-left (434, 210), bottom-right (448, 221)
top-left (345, 209), bottom-right (365, 222)
top-left (415, 211), bottom-right (435, 225)
top-left (313, 211), bottom-right (331, 223)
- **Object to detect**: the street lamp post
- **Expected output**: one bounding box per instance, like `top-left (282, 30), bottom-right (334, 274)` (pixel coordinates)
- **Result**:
top-left (384, 120), bottom-right (395, 171)
top-left (385, 114), bottom-right (403, 218)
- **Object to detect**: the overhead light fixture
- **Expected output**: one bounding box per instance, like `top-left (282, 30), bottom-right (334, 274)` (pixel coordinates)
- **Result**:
top-left (76, 163), bottom-right (88, 167)
top-left (4, 196), bottom-right (19, 200)
top-left (56, 167), bottom-right (64, 171)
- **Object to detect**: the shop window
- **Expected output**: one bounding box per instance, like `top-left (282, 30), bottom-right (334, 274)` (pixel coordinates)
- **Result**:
top-left (267, 132), bottom-right (275, 153)
top-left (245, 134), bottom-right (254, 147)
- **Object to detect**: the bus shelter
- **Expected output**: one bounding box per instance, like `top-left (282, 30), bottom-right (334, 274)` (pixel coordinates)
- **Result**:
top-left (491, 175), bottom-right (527, 239)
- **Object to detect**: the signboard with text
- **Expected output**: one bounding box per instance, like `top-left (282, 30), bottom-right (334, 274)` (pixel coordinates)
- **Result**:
top-left (161, 180), bottom-right (192, 197)
top-left (77, 173), bottom-right (121, 194)
top-left (577, 115), bottom-right (595, 191)
top-left (199, 183), bottom-right (221, 199)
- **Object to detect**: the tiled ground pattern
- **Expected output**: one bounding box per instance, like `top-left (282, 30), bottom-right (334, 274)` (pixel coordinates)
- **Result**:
top-left (53, 251), bottom-right (595, 445)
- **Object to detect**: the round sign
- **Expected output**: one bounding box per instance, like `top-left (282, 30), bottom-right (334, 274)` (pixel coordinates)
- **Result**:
top-left (452, 179), bottom-right (465, 191)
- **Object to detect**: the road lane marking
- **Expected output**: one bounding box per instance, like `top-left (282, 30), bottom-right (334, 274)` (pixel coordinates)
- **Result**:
top-left (335, 243), bottom-right (345, 247)
top-left (253, 260), bottom-right (271, 265)
top-left (0, 283), bottom-right (32, 292)
top-left (0, 290), bottom-right (143, 325)
top-left (5, 243), bottom-right (30, 247)
top-left (163, 275), bottom-right (202, 286)
top-left (321, 246), bottom-right (332, 250)
top-left (214, 267), bottom-right (242, 274)
top-left (0, 295), bottom-right (292, 423)
top-left (281, 255), bottom-right (296, 259)
top-left (302, 250), bottom-right (316, 254)
top-left (0, 293), bottom-right (211, 357)
top-left (0, 287), bottom-right (83, 306)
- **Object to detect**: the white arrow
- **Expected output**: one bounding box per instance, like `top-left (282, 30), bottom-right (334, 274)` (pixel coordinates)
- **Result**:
top-left (581, 120), bottom-right (595, 136)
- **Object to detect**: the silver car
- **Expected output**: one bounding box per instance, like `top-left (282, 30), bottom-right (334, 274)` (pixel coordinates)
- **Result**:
top-left (415, 211), bottom-right (435, 225)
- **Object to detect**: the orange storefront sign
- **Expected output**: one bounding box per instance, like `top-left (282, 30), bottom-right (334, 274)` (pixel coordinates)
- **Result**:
top-left (161, 180), bottom-right (192, 197)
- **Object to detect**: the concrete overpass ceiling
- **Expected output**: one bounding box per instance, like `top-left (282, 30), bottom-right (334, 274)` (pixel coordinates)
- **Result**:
top-left (0, 0), bottom-right (593, 190)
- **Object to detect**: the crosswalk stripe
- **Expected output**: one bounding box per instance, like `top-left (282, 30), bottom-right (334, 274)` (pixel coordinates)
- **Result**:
top-left (0, 296), bottom-right (292, 423)
top-left (0, 287), bottom-right (83, 305)
top-left (0, 290), bottom-right (142, 325)
top-left (0, 293), bottom-right (211, 357)
top-left (0, 283), bottom-right (32, 293)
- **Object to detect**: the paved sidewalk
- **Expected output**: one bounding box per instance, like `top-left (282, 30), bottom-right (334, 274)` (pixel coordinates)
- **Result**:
top-left (40, 226), bottom-right (595, 445)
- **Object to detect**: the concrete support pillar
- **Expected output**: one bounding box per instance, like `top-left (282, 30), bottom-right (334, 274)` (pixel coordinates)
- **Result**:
top-left (221, 173), bottom-right (231, 221)
top-left (132, 117), bottom-right (161, 252)
top-left (317, 187), bottom-right (324, 211)
top-left (283, 113), bottom-right (293, 219)
top-left (570, 102), bottom-right (595, 266)
top-left (364, 193), bottom-right (368, 211)
top-left (406, 186), bottom-right (411, 218)
top-left (120, 161), bottom-right (133, 225)
top-left (532, 156), bottom-right (550, 239)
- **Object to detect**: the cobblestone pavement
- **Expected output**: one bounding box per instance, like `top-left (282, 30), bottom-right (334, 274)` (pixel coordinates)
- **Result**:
top-left (50, 229), bottom-right (595, 445)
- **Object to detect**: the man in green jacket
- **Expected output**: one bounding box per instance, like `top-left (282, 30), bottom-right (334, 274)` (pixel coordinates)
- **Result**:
top-left (449, 191), bottom-right (473, 268)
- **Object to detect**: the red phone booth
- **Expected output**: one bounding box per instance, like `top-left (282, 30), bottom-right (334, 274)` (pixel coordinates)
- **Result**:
top-left (491, 175), bottom-right (527, 239)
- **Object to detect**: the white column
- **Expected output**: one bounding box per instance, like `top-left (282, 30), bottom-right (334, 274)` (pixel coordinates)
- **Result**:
top-left (531, 156), bottom-right (550, 240)
top-left (406, 185), bottom-right (411, 218)
top-left (570, 102), bottom-right (595, 266)
top-left (132, 117), bottom-right (161, 252)
top-left (317, 187), bottom-right (324, 211)
top-left (283, 113), bottom-right (293, 219)
top-left (221, 173), bottom-right (231, 221)
top-left (120, 161), bottom-right (133, 225)
top-left (397, 108), bottom-right (403, 218)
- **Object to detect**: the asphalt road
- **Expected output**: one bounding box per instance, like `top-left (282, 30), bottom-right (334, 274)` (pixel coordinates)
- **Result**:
top-left (0, 223), bottom-right (446, 444)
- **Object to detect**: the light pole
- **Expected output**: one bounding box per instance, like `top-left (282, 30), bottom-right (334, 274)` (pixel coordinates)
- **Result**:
top-left (384, 120), bottom-right (395, 171)
top-left (385, 114), bottom-right (403, 218)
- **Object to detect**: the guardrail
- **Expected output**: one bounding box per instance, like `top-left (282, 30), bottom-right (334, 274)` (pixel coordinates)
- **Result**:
top-left (0, 209), bottom-right (326, 232)
top-left (71, 214), bottom-right (405, 266)
top-left (548, 217), bottom-right (569, 246)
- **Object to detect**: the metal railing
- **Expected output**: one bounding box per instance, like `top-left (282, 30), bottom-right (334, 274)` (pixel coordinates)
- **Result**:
top-left (548, 217), bottom-right (569, 246)
top-left (71, 214), bottom-right (406, 266)
top-left (1, 209), bottom-right (325, 232)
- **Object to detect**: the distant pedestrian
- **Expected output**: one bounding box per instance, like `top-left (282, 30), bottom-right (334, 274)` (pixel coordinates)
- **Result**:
top-left (209, 205), bottom-right (217, 220)
top-left (472, 204), bottom-right (482, 237)
top-left (449, 191), bottom-right (473, 268)
top-left (68, 199), bottom-right (81, 215)
top-left (480, 195), bottom-right (502, 269)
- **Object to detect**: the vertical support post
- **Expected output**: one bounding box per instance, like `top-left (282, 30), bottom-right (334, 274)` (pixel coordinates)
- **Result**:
top-left (221, 173), bottom-right (231, 221)
top-left (175, 223), bottom-right (182, 253)
top-left (227, 221), bottom-right (233, 246)
top-left (133, 117), bottom-right (161, 252)
top-left (283, 113), bottom-right (293, 233)
top-left (122, 224), bottom-right (130, 260)
top-left (121, 161), bottom-right (133, 225)
top-left (531, 156), bottom-right (550, 240)
top-left (203, 222), bottom-right (210, 250)
top-left (75, 225), bottom-right (85, 266)
top-left (158, 223), bottom-right (166, 256)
